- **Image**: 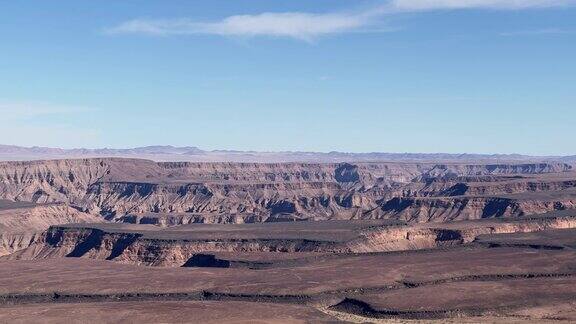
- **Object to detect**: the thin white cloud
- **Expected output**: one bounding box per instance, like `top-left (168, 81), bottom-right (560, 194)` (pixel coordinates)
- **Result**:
top-left (0, 124), bottom-right (101, 149)
top-left (500, 28), bottom-right (575, 36)
top-left (106, 12), bottom-right (373, 41)
top-left (0, 101), bottom-right (95, 121)
top-left (105, 0), bottom-right (575, 40)
top-left (390, 0), bottom-right (574, 10)
top-left (0, 101), bottom-right (101, 148)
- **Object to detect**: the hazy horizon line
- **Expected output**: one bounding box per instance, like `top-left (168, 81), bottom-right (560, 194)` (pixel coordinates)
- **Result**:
top-left (1, 143), bottom-right (573, 158)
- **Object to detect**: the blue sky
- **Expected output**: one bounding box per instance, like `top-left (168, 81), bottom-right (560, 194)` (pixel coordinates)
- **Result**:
top-left (1, 0), bottom-right (575, 155)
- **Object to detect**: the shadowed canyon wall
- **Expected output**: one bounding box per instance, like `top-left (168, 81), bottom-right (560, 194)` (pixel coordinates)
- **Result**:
top-left (0, 159), bottom-right (574, 224)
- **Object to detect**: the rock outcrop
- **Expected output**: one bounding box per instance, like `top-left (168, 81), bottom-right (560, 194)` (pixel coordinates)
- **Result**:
top-left (0, 158), bottom-right (574, 224)
top-left (8, 212), bottom-right (576, 267)
top-left (0, 203), bottom-right (102, 256)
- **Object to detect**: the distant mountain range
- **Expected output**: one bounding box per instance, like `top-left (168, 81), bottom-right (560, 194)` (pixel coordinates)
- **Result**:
top-left (0, 144), bottom-right (574, 163)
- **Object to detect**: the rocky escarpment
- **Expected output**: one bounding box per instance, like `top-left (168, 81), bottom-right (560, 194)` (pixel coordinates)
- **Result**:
top-left (0, 158), bottom-right (574, 223)
top-left (376, 196), bottom-right (576, 222)
top-left (418, 163), bottom-right (572, 179)
top-left (84, 181), bottom-right (375, 221)
top-left (7, 226), bottom-right (339, 266)
top-left (8, 213), bottom-right (576, 267)
top-left (0, 204), bottom-right (102, 256)
top-left (346, 213), bottom-right (576, 253)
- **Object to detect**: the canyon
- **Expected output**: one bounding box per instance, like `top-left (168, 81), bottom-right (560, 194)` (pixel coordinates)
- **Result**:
top-left (1, 157), bottom-right (576, 322)
top-left (1, 158), bottom-right (575, 224)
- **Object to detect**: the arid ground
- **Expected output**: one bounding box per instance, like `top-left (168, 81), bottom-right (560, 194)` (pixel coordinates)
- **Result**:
top-left (1, 158), bottom-right (576, 323)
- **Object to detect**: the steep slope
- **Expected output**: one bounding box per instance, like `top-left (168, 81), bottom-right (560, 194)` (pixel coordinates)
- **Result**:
top-left (8, 212), bottom-right (576, 267)
top-left (0, 202), bottom-right (103, 256)
top-left (0, 158), bottom-right (574, 223)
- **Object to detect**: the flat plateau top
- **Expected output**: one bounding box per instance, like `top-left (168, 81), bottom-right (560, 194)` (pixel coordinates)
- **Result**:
top-left (476, 228), bottom-right (576, 249)
top-left (55, 209), bottom-right (576, 242)
top-left (57, 219), bottom-right (406, 242)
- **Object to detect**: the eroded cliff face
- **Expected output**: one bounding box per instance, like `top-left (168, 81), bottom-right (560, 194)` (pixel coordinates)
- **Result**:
top-left (0, 204), bottom-right (102, 256)
top-left (84, 181), bottom-right (376, 221)
top-left (346, 215), bottom-right (576, 253)
top-left (9, 213), bottom-right (576, 267)
top-left (376, 196), bottom-right (576, 222)
top-left (0, 232), bottom-right (43, 257)
top-left (0, 159), bottom-right (111, 204)
top-left (0, 158), bottom-right (574, 224)
top-left (7, 226), bottom-right (339, 266)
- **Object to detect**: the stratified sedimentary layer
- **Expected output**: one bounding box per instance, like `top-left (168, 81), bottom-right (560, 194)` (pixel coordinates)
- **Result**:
top-left (7, 211), bottom-right (575, 267)
top-left (0, 158), bottom-right (575, 223)
top-left (0, 200), bottom-right (103, 256)
top-left (1, 226), bottom-right (576, 322)
top-left (2, 158), bottom-right (576, 323)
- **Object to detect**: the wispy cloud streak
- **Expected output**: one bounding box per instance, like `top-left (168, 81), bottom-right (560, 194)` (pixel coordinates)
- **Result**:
top-left (500, 28), bottom-right (575, 36)
top-left (106, 12), bottom-right (375, 41)
top-left (105, 0), bottom-right (575, 40)
top-left (0, 101), bottom-right (94, 120)
top-left (0, 101), bottom-right (101, 148)
top-left (390, 0), bottom-right (574, 10)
